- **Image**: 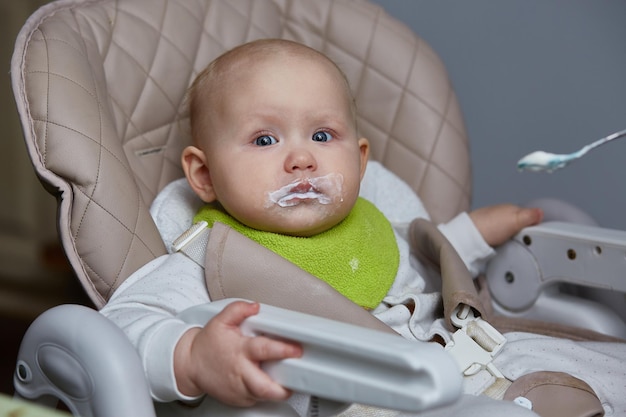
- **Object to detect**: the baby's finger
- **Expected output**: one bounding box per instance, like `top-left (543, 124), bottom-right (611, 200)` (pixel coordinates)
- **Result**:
top-left (214, 300), bottom-right (260, 327)
top-left (241, 362), bottom-right (293, 402)
top-left (246, 336), bottom-right (303, 363)
top-left (517, 207), bottom-right (543, 228)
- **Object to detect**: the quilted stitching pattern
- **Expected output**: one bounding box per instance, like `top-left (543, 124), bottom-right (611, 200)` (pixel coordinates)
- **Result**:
top-left (12, 0), bottom-right (470, 307)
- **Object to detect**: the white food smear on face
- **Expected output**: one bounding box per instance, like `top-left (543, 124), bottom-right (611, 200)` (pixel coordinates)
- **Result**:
top-left (266, 173), bottom-right (344, 208)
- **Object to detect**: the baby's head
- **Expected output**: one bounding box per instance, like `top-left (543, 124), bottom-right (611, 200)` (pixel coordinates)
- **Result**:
top-left (183, 39), bottom-right (369, 237)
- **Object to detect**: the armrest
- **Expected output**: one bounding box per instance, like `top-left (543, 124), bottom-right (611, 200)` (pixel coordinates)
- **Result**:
top-left (14, 304), bottom-right (156, 417)
top-left (13, 301), bottom-right (462, 417)
top-left (178, 299), bottom-right (462, 413)
top-left (485, 221), bottom-right (626, 338)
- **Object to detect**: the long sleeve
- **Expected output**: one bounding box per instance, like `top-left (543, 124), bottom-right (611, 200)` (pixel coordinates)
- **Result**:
top-left (437, 212), bottom-right (495, 277)
top-left (99, 252), bottom-right (209, 402)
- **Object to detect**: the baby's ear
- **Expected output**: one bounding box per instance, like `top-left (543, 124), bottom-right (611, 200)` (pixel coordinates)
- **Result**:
top-left (181, 146), bottom-right (216, 203)
top-left (358, 137), bottom-right (370, 180)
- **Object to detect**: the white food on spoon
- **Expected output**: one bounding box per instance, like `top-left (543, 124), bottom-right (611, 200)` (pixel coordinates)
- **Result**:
top-left (517, 128), bottom-right (626, 173)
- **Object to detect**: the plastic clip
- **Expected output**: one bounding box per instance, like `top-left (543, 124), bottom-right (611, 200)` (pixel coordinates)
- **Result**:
top-left (172, 221), bottom-right (208, 252)
top-left (445, 305), bottom-right (507, 378)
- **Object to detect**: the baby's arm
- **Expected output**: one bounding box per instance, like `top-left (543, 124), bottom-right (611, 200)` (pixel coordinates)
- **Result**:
top-left (101, 252), bottom-right (301, 406)
top-left (469, 204), bottom-right (543, 247)
top-left (174, 300), bottom-right (302, 407)
top-left (435, 205), bottom-right (542, 277)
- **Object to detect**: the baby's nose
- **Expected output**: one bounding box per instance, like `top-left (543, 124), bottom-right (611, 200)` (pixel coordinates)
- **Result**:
top-left (285, 148), bottom-right (317, 172)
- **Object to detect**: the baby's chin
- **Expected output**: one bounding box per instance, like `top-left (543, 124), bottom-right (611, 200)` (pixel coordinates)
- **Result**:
top-left (260, 204), bottom-right (344, 237)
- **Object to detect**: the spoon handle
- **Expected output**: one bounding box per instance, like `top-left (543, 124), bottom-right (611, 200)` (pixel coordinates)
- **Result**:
top-left (584, 127), bottom-right (626, 153)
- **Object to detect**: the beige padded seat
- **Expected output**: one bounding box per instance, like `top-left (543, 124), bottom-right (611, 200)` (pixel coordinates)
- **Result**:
top-left (12, 0), bottom-right (470, 307)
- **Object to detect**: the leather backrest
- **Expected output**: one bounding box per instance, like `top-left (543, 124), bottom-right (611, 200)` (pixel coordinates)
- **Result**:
top-left (12, 0), bottom-right (470, 307)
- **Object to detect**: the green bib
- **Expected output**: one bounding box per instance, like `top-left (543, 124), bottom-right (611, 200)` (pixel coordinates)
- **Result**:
top-left (194, 197), bottom-right (399, 309)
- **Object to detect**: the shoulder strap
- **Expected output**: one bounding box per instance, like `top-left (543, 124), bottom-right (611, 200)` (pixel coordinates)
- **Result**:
top-left (173, 218), bottom-right (488, 335)
top-left (194, 222), bottom-right (396, 334)
top-left (408, 218), bottom-right (487, 330)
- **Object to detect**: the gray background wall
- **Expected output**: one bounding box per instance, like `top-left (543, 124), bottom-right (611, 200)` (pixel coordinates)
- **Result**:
top-left (369, 0), bottom-right (626, 230)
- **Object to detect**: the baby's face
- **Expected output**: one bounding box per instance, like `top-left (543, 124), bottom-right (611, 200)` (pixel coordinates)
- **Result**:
top-left (199, 54), bottom-right (368, 236)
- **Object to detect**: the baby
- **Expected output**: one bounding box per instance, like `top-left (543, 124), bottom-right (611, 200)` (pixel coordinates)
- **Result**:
top-left (105, 39), bottom-right (622, 416)
top-left (179, 37), bottom-right (543, 402)
top-left (179, 37), bottom-right (371, 402)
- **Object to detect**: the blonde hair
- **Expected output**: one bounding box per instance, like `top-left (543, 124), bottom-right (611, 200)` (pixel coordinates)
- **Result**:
top-left (187, 39), bottom-right (357, 145)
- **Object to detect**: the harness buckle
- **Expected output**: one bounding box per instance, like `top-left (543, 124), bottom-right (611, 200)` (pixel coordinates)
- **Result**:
top-left (445, 305), bottom-right (507, 379)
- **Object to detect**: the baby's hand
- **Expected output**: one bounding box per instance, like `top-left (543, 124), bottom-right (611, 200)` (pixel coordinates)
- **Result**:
top-left (174, 300), bottom-right (302, 406)
top-left (469, 204), bottom-right (543, 247)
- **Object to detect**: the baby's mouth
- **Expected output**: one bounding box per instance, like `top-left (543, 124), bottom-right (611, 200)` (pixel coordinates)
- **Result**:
top-left (271, 180), bottom-right (328, 207)
top-left (266, 174), bottom-right (343, 208)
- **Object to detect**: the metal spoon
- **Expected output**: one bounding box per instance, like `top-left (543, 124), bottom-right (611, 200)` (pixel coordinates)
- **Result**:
top-left (517, 127), bottom-right (626, 173)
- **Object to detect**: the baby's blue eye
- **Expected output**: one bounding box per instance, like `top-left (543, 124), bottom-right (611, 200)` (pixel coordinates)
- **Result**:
top-left (312, 131), bottom-right (332, 142)
top-left (254, 135), bottom-right (277, 146)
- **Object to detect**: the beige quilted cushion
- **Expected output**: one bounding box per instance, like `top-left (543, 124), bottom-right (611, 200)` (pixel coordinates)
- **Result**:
top-left (12, 0), bottom-right (470, 307)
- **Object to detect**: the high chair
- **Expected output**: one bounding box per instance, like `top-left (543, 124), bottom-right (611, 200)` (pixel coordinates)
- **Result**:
top-left (10, 0), bottom-right (625, 416)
